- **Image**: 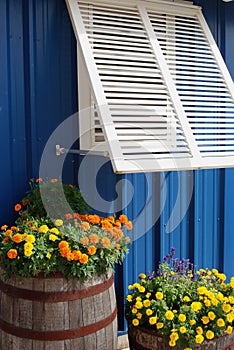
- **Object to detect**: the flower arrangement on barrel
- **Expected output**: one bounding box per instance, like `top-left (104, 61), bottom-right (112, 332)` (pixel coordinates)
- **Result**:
top-left (0, 178), bottom-right (132, 350)
top-left (0, 178), bottom-right (132, 280)
top-left (125, 248), bottom-right (234, 350)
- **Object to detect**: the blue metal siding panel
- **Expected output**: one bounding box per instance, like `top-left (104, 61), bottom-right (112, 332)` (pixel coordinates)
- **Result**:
top-left (0, 0), bottom-right (78, 224)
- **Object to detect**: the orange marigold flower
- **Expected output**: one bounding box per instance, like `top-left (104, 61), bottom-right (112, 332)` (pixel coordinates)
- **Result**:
top-left (69, 184), bottom-right (74, 188)
top-left (10, 226), bottom-right (17, 231)
top-left (65, 213), bottom-right (73, 220)
top-left (87, 246), bottom-right (97, 255)
top-left (116, 244), bottom-right (121, 250)
top-left (7, 249), bottom-right (18, 259)
top-left (87, 214), bottom-right (100, 225)
top-left (36, 178), bottom-right (43, 183)
top-left (80, 222), bottom-right (90, 231)
top-left (60, 246), bottom-right (70, 258)
top-left (14, 203), bottom-right (22, 212)
top-left (113, 227), bottom-right (123, 241)
top-left (101, 236), bottom-right (111, 248)
top-left (89, 234), bottom-right (99, 244)
top-left (66, 252), bottom-right (75, 261)
top-left (5, 230), bottom-right (12, 236)
top-left (80, 236), bottom-right (89, 245)
top-left (125, 221), bottom-right (133, 230)
top-left (22, 199), bottom-right (29, 206)
top-left (102, 220), bottom-right (113, 230)
top-left (115, 220), bottom-right (121, 228)
top-left (73, 250), bottom-right (82, 261)
top-left (58, 240), bottom-right (69, 249)
top-left (3, 237), bottom-right (9, 243)
top-left (79, 253), bottom-right (89, 264)
top-left (50, 178), bottom-right (58, 183)
top-left (119, 214), bottom-right (128, 224)
top-left (107, 216), bottom-right (115, 223)
top-left (12, 233), bottom-right (23, 243)
top-left (125, 236), bottom-right (131, 243)
top-left (1, 225), bottom-right (8, 230)
top-left (73, 212), bottom-right (80, 219)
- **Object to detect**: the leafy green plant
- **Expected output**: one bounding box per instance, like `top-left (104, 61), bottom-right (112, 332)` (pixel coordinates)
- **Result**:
top-left (125, 248), bottom-right (234, 349)
top-left (14, 178), bottom-right (89, 226)
top-left (0, 213), bottom-right (131, 281)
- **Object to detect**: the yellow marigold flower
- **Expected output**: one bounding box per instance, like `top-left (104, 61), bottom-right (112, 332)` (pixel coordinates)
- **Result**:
top-left (134, 283), bottom-right (140, 289)
top-left (54, 219), bottom-right (63, 227)
top-left (169, 340), bottom-right (176, 347)
top-left (146, 292), bottom-right (151, 298)
top-left (156, 322), bottom-right (164, 329)
top-left (195, 334), bottom-right (204, 344)
top-left (212, 268), bottom-right (218, 275)
top-left (132, 308), bottom-right (137, 314)
top-left (196, 327), bottom-right (203, 335)
top-left (24, 242), bottom-right (34, 251)
top-left (184, 348), bottom-right (192, 350)
top-left (178, 314), bottom-right (186, 322)
top-left (46, 252), bottom-right (51, 259)
top-left (39, 225), bottom-right (49, 233)
top-left (226, 312), bottom-right (234, 323)
top-left (25, 234), bottom-right (36, 243)
top-left (165, 310), bottom-right (174, 320)
top-left (135, 301), bottom-right (143, 309)
top-left (155, 292), bottom-right (163, 300)
top-left (204, 299), bottom-right (211, 307)
top-left (230, 277), bottom-right (234, 288)
top-left (149, 316), bottom-right (157, 325)
top-left (217, 292), bottom-right (224, 301)
top-left (191, 301), bottom-right (202, 312)
top-left (208, 311), bottom-right (216, 320)
top-left (49, 234), bottom-right (58, 242)
top-left (132, 319), bottom-right (139, 326)
top-left (126, 295), bottom-right (132, 302)
top-left (170, 332), bottom-right (179, 341)
top-left (139, 273), bottom-right (146, 279)
top-left (143, 300), bottom-right (151, 308)
top-left (138, 286), bottom-right (145, 293)
top-left (146, 309), bottom-right (153, 316)
top-left (211, 298), bottom-right (219, 306)
top-left (128, 285), bottom-right (134, 290)
top-left (218, 273), bottom-right (226, 283)
top-left (80, 221), bottom-right (90, 231)
top-left (183, 296), bottom-right (190, 302)
top-left (136, 297), bottom-right (142, 301)
top-left (197, 286), bottom-right (207, 295)
top-left (136, 313), bottom-right (142, 319)
top-left (217, 318), bottom-right (225, 327)
top-left (229, 296), bottom-right (234, 304)
top-left (223, 304), bottom-right (231, 313)
top-left (226, 325), bottom-right (233, 335)
top-left (202, 316), bottom-right (210, 325)
top-left (180, 326), bottom-right (186, 334)
top-left (206, 330), bottom-right (214, 340)
top-left (50, 227), bottom-right (59, 235)
top-left (190, 319), bottom-right (196, 326)
top-left (7, 249), bottom-right (18, 259)
top-left (24, 249), bottom-right (33, 257)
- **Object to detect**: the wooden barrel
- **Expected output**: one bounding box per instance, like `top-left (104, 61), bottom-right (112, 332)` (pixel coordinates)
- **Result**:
top-left (0, 270), bottom-right (117, 350)
top-left (128, 325), bottom-right (234, 350)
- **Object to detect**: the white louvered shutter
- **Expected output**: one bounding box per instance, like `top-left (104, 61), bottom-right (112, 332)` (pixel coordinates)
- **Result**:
top-left (66, 0), bottom-right (234, 174)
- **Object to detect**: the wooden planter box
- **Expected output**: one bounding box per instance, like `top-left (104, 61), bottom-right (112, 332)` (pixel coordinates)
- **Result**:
top-left (0, 270), bottom-right (117, 350)
top-left (128, 325), bottom-right (234, 350)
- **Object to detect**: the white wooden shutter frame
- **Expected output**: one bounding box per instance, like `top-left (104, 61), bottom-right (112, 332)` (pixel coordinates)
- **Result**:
top-left (66, 0), bottom-right (234, 173)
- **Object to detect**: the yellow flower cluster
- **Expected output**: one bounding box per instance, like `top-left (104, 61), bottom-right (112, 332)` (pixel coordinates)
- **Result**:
top-left (126, 265), bottom-right (234, 349)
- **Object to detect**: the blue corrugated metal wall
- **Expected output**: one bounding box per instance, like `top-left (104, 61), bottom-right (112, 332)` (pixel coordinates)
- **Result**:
top-left (0, 0), bottom-right (234, 334)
